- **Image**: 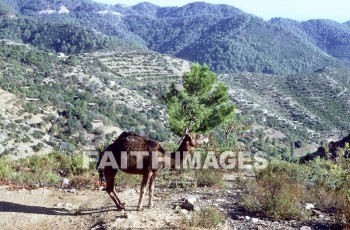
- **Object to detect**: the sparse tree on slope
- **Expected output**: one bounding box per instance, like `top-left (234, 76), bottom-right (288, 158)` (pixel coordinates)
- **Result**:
top-left (166, 63), bottom-right (235, 136)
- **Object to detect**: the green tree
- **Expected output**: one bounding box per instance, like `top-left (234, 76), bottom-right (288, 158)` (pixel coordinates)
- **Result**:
top-left (166, 63), bottom-right (235, 136)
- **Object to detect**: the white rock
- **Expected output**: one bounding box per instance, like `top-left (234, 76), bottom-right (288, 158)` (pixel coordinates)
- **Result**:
top-left (245, 216), bottom-right (251, 221)
top-left (68, 188), bottom-right (76, 194)
top-left (64, 203), bottom-right (73, 207)
top-left (250, 218), bottom-right (259, 223)
top-left (305, 203), bottom-right (315, 210)
top-left (300, 226), bottom-right (311, 230)
top-left (125, 212), bottom-right (131, 219)
top-left (186, 196), bottom-right (198, 204)
top-left (216, 199), bottom-right (226, 202)
top-left (180, 209), bottom-right (188, 214)
top-left (58, 6), bottom-right (70, 14)
top-left (55, 203), bottom-right (64, 207)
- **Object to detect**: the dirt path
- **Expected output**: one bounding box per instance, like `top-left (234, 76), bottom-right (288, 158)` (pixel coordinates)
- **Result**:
top-left (0, 174), bottom-right (335, 230)
top-left (0, 186), bottom-right (182, 230)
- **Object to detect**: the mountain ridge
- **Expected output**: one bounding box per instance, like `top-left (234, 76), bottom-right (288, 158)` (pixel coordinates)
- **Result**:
top-left (0, 0), bottom-right (349, 74)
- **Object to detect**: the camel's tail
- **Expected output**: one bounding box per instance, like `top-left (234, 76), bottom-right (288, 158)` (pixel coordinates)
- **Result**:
top-left (96, 147), bottom-right (106, 182)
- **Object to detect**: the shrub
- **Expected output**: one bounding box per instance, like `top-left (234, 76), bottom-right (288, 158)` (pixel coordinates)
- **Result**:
top-left (240, 158), bottom-right (350, 223)
top-left (32, 143), bottom-right (44, 152)
top-left (32, 130), bottom-right (44, 139)
top-left (0, 158), bottom-right (13, 179)
top-left (183, 207), bottom-right (223, 228)
top-left (194, 169), bottom-right (224, 188)
top-left (21, 135), bottom-right (31, 143)
top-left (2, 152), bottom-right (96, 187)
top-left (70, 173), bottom-right (97, 189)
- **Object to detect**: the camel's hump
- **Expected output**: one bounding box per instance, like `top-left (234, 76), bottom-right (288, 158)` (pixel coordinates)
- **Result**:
top-left (116, 131), bottom-right (159, 147)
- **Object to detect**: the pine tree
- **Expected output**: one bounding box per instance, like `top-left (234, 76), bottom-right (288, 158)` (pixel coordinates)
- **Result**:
top-left (166, 63), bottom-right (235, 136)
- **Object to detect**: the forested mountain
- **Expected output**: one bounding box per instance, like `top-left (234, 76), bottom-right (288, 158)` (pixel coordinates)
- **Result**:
top-left (0, 0), bottom-right (350, 74)
top-left (0, 18), bottom-right (135, 53)
top-left (272, 18), bottom-right (350, 62)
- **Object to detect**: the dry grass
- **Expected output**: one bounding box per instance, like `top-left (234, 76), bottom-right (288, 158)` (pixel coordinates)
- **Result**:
top-left (182, 207), bottom-right (224, 229)
top-left (240, 158), bottom-right (350, 225)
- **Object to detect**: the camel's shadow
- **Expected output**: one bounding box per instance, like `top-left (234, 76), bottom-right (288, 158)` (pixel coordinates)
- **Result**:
top-left (0, 201), bottom-right (73, 216)
top-left (0, 201), bottom-right (133, 216)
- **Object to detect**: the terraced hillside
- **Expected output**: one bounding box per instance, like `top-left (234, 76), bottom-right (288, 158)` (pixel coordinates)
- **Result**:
top-left (221, 67), bottom-right (350, 142)
top-left (0, 41), bottom-right (190, 157)
top-left (89, 51), bottom-right (190, 85)
top-left (0, 39), bottom-right (349, 158)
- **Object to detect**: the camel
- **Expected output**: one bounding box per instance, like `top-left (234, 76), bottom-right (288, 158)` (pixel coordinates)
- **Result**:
top-left (96, 131), bottom-right (208, 211)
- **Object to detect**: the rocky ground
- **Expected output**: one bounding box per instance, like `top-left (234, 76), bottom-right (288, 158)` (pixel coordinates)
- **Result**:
top-left (0, 171), bottom-right (342, 230)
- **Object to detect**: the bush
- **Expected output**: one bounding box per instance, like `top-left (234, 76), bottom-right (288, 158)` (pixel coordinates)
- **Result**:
top-left (32, 130), bottom-right (44, 139)
top-left (240, 158), bottom-right (350, 223)
top-left (1, 152), bottom-right (97, 187)
top-left (183, 207), bottom-right (223, 228)
top-left (194, 169), bottom-right (224, 188)
top-left (32, 143), bottom-right (44, 152)
top-left (0, 158), bottom-right (14, 179)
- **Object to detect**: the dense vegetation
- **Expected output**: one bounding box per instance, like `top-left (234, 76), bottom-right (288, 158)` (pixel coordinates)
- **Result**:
top-left (0, 17), bottom-right (137, 54)
top-left (0, 0), bottom-right (349, 74)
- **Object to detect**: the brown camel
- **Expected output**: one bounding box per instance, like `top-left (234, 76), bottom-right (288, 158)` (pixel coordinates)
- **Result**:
top-left (97, 131), bottom-right (208, 211)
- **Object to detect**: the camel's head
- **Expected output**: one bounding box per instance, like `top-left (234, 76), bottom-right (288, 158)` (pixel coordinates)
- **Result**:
top-left (183, 133), bottom-right (209, 148)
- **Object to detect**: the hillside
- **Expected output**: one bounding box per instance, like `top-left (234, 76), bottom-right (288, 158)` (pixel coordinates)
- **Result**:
top-left (0, 41), bottom-right (190, 157)
top-left (0, 0), bottom-right (349, 74)
top-left (1, 39), bottom-right (349, 158)
top-left (272, 18), bottom-right (350, 62)
top-left (220, 67), bottom-right (350, 143)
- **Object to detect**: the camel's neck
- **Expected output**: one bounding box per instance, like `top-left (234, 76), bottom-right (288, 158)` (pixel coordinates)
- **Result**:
top-left (169, 137), bottom-right (196, 168)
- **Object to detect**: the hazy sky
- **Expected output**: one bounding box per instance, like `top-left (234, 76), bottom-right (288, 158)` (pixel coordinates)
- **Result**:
top-left (95, 0), bottom-right (350, 22)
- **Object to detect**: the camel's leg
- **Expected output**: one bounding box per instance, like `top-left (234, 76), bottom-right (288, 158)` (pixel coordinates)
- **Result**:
top-left (113, 188), bottom-right (125, 208)
top-left (104, 168), bottom-right (124, 210)
top-left (148, 172), bottom-right (157, 208)
top-left (137, 172), bottom-right (152, 211)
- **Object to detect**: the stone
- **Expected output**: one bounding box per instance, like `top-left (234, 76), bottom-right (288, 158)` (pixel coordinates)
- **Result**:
top-left (186, 196), bottom-right (198, 204)
top-left (67, 188), bottom-right (76, 194)
top-left (305, 203), bottom-right (315, 210)
top-left (245, 216), bottom-right (251, 221)
top-left (178, 196), bottom-right (199, 211)
top-left (180, 209), bottom-right (188, 214)
top-left (300, 226), bottom-right (312, 230)
top-left (250, 218), bottom-right (259, 223)
top-left (55, 203), bottom-right (64, 207)
top-left (64, 203), bottom-right (73, 208)
top-left (125, 212), bottom-right (131, 219)
top-left (62, 178), bottom-right (69, 184)
top-left (216, 199), bottom-right (226, 202)
top-left (180, 200), bottom-right (195, 211)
